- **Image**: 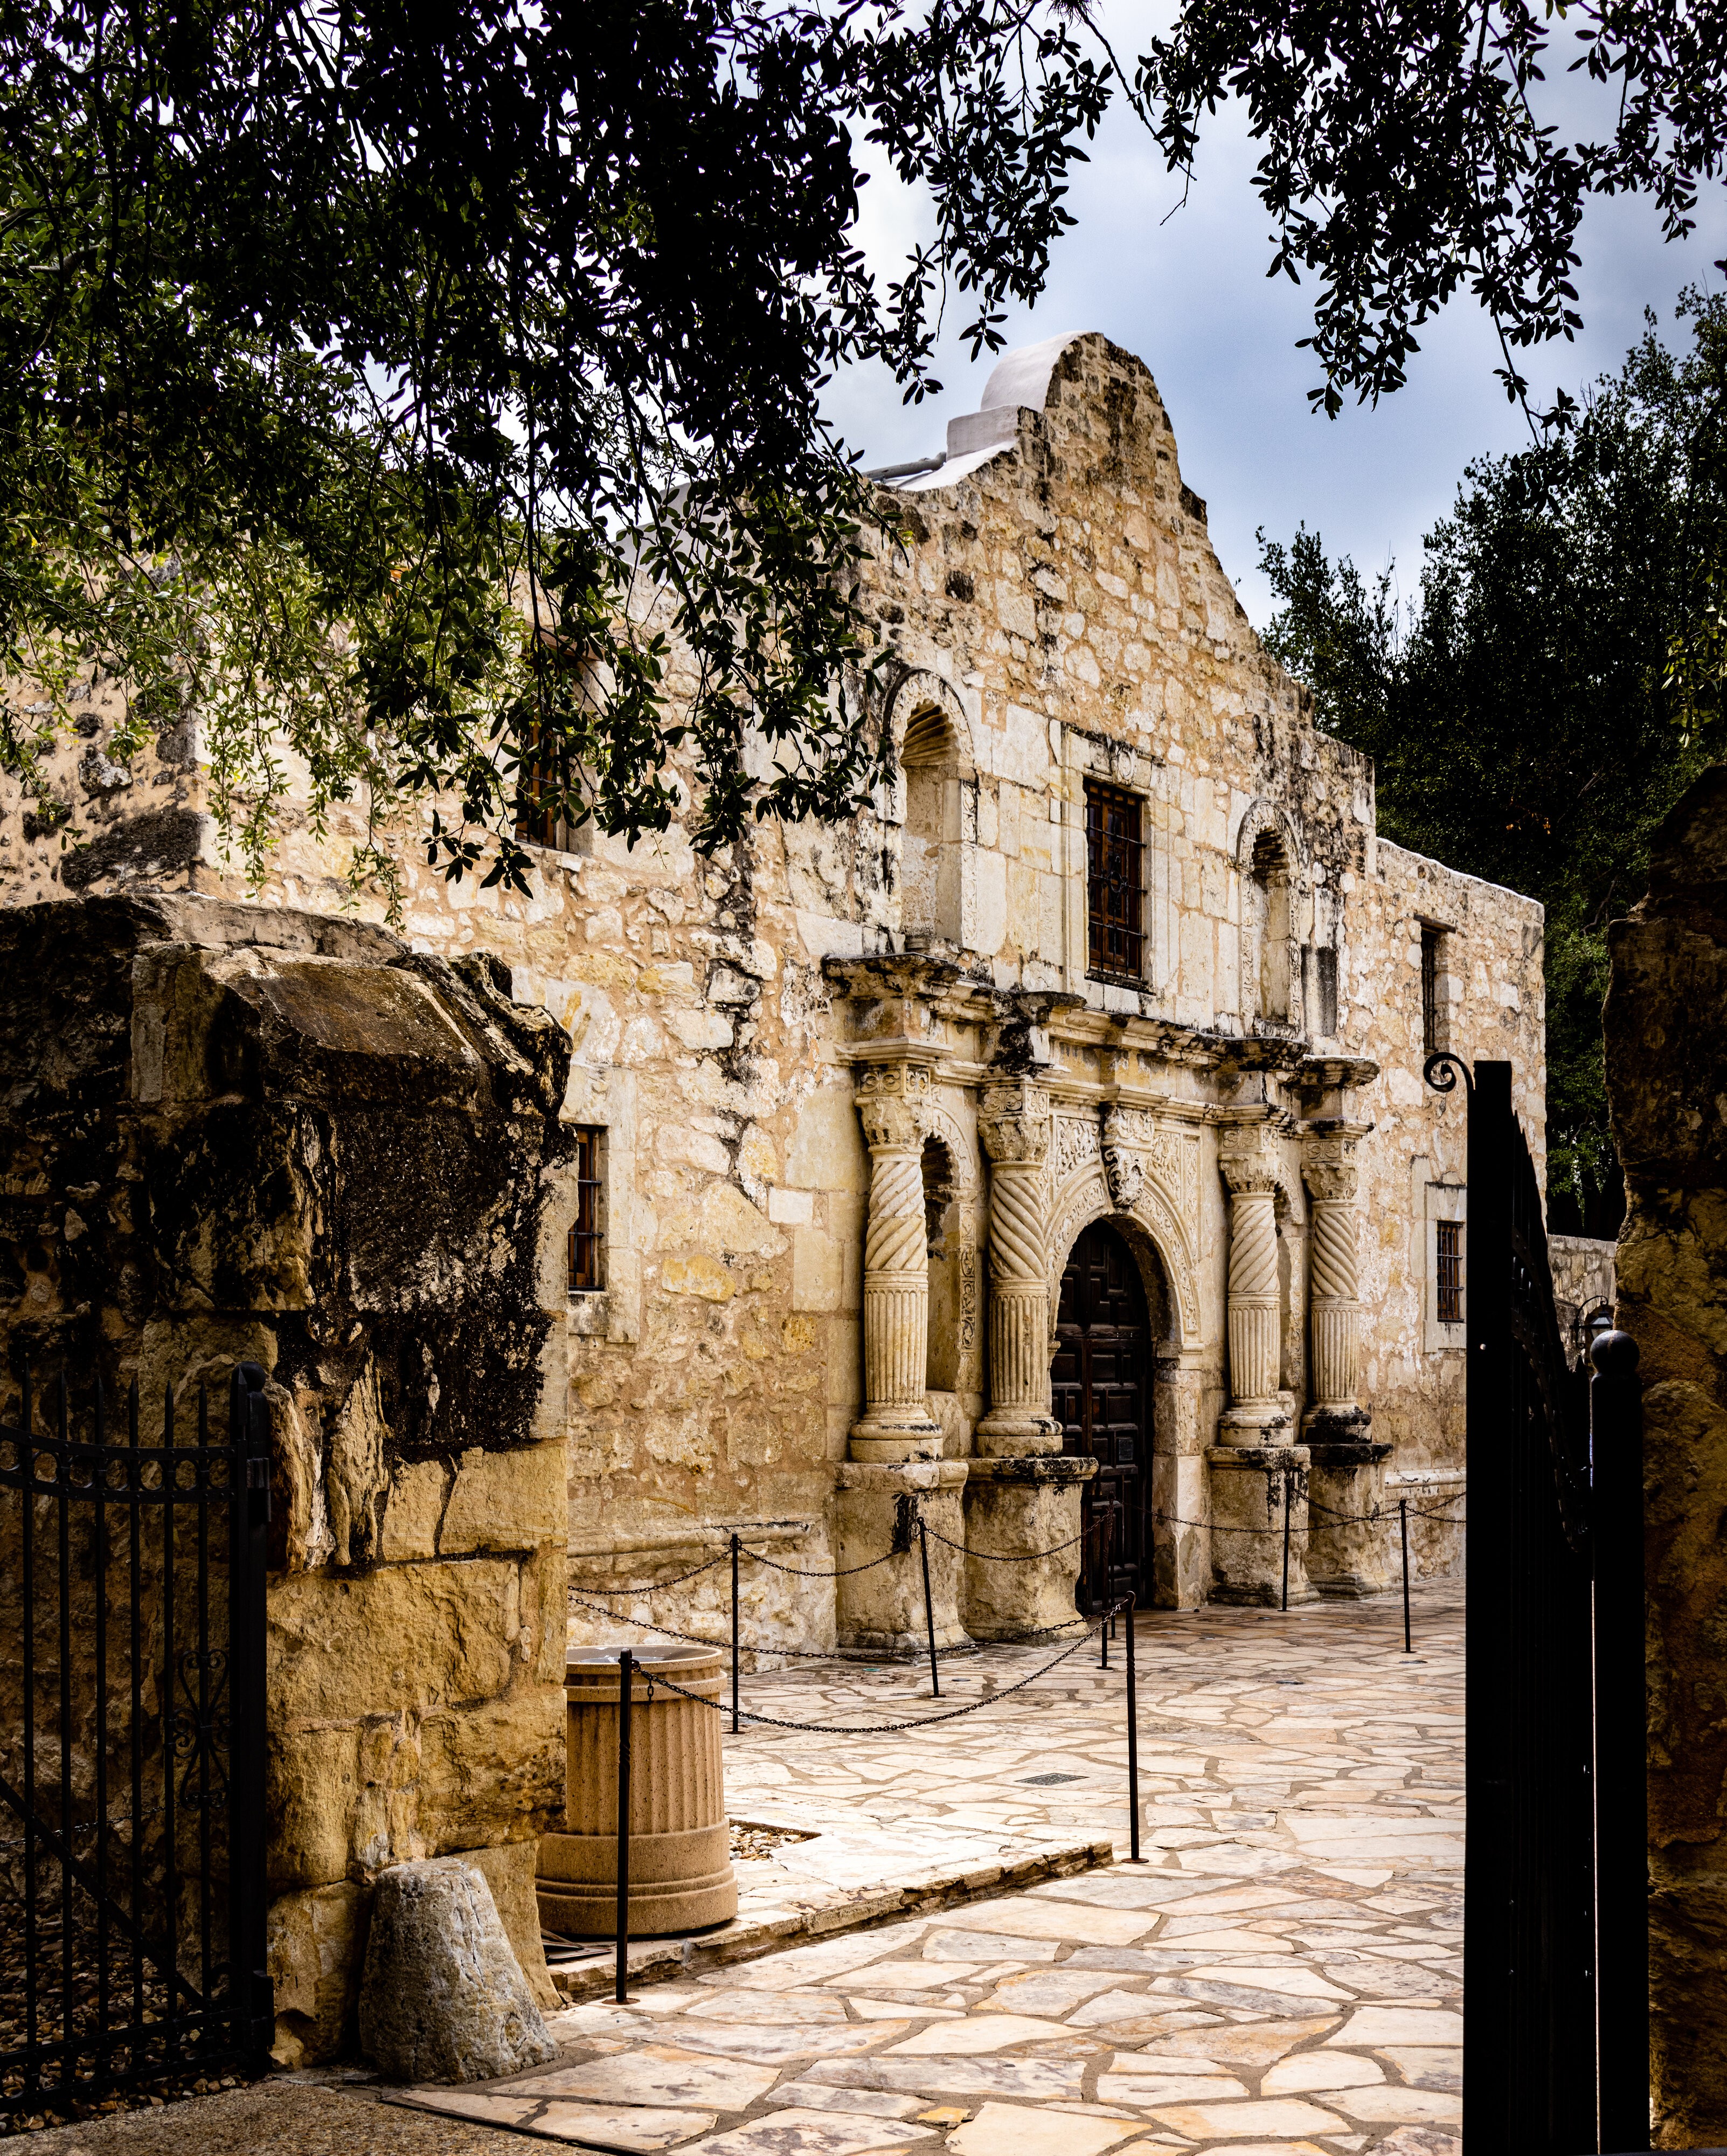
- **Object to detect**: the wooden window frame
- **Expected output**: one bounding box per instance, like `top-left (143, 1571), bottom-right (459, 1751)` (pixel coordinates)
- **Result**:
top-left (1085, 781), bottom-right (1146, 983)
top-left (1435, 1217), bottom-right (1464, 1325)
top-left (567, 1127), bottom-right (605, 1294)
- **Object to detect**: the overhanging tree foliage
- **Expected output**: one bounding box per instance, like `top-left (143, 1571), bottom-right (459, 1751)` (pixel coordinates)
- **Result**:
top-left (4, 1), bottom-right (1726, 902)
top-left (1261, 291), bottom-right (1727, 1224)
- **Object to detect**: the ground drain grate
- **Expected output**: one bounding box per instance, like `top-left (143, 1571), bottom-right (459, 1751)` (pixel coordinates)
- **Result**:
top-left (1020, 1772), bottom-right (1085, 1785)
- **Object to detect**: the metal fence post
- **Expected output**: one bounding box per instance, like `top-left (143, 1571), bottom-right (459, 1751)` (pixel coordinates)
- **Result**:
top-left (1592, 1328), bottom-right (1648, 2150)
top-left (918, 1517), bottom-right (940, 1698)
top-left (229, 1364), bottom-right (274, 2061)
top-left (1125, 1594), bottom-right (1141, 1863)
top-left (615, 1649), bottom-right (633, 2004)
top-left (1399, 1498), bottom-right (1412, 1654)
top-left (730, 1533), bottom-right (741, 1735)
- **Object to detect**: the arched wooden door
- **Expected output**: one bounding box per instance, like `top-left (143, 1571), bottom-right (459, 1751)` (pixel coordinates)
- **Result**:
top-left (1052, 1220), bottom-right (1152, 1611)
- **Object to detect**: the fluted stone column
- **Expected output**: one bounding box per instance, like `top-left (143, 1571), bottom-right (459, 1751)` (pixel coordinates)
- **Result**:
top-left (1217, 1130), bottom-right (1289, 1445)
top-left (975, 1077), bottom-right (1060, 1457)
top-left (849, 1061), bottom-right (943, 1464)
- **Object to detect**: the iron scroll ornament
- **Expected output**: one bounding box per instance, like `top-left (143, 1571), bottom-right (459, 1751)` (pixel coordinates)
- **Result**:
top-left (1424, 1050), bottom-right (1474, 1097)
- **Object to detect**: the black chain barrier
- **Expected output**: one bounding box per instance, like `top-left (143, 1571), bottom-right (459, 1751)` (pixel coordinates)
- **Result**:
top-left (589, 1481), bottom-right (1467, 1996)
top-left (640, 1603), bottom-right (1128, 1736)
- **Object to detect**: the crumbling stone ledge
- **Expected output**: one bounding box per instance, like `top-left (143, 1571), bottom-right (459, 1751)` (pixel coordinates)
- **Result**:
top-left (546, 1835), bottom-right (1113, 2001)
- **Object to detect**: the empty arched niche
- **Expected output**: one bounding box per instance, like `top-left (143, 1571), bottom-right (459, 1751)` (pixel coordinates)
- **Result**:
top-left (1238, 803), bottom-right (1301, 1031)
top-left (891, 672), bottom-right (972, 946)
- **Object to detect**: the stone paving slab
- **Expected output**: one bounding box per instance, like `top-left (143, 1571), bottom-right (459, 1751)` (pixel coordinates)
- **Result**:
top-left (399, 1585), bottom-right (1464, 2156)
top-left (31, 1588), bottom-right (1458, 2156)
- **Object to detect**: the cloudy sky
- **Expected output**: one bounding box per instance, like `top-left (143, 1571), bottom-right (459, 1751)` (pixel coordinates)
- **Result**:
top-left (821, 12), bottom-right (1727, 630)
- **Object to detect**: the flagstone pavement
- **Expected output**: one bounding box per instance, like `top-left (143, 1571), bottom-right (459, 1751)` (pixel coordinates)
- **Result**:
top-left (36, 1583), bottom-right (1462, 2156)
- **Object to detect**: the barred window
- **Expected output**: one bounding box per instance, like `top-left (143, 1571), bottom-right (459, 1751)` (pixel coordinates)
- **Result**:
top-left (514, 714), bottom-right (567, 848)
top-left (1086, 782), bottom-right (1145, 980)
top-left (1421, 926), bottom-right (1444, 1054)
top-left (568, 1128), bottom-right (605, 1293)
top-left (1435, 1218), bottom-right (1464, 1325)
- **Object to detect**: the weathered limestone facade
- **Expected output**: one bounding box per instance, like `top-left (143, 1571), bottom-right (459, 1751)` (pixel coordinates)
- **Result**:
top-left (3, 337), bottom-right (1544, 1665)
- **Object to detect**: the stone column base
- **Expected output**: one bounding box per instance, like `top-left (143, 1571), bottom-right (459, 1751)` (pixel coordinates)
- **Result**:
top-left (1306, 1440), bottom-right (1394, 1597)
top-left (848, 1408), bottom-right (945, 1464)
top-left (1216, 1404), bottom-right (1293, 1447)
top-left (973, 1412), bottom-right (1063, 1459)
top-left (960, 1455), bottom-right (1097, 1641)
top-left (1205, 1444), bottom-right (1315, 1606)
top-left (835, 1460), bottom-right (972, 1656)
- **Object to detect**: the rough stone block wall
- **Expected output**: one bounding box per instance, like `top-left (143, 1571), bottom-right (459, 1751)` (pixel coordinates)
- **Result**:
top-left (0, 894), bottom-right (571, 2065)
top-left (0, 330), bottom-right (1552, 1636)
top-left (1605, 764), bottom-right (1727, 2145)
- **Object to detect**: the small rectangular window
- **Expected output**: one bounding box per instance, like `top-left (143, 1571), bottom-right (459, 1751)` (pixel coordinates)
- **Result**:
top-left (1421, 926), bottom-right (1443, 1054)
top-left (1086, 782), bottom-right (1145, 980)
top-left (515, 714), bottom-right (567, 848)
top-left (568, 1127), bottom-right (605, 1293)
top-left (1435, 1218), bottom-right (1464, 1325)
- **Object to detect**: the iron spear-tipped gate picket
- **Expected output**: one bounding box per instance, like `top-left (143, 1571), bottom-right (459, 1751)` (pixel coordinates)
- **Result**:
top-left (0, 1362), bottom-right (273, 2118)
top-left (1426, 1055), bottom-right (1648, 2156)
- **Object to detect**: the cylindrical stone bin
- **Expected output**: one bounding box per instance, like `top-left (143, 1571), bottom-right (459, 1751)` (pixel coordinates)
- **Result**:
top-left (536, 1644), bottom-right (738, 1938)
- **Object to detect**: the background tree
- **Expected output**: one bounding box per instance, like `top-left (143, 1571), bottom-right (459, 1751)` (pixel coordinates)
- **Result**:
top-left (1261, 291), bottom-right (1727, 1228)
top-left (6, 1), bottom-right (1727, 902)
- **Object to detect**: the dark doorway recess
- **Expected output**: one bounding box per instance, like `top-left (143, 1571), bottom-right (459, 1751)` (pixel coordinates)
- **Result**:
top-left (1052, 1219), bottom-right (1151, 1611)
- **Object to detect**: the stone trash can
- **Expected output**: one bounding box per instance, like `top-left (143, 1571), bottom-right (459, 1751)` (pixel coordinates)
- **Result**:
top-left (536, 1644), bottom-right (738, 1938)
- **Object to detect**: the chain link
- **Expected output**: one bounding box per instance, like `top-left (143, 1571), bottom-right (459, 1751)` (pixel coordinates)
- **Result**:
top-left (919, 1521), bottom-right (1087, 1562)
top-left (744, 1545), bottom-right (900, 1580)
top-left (568, 1591), bottom-right (868, 1660)
top-left (566, 1552), bottom-right (731, 1597)
top-left (641, 1601), bottom-right (1129, 1736)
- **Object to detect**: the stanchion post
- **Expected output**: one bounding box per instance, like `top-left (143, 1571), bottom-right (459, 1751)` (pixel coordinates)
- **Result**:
top-left (1399, 1498), bottom-right (1412, 1653)
top-left (730, 1532), bottom-right (741, 1735)
top-left (1281, 1467), bottom-right (1292, 1613)
top-left (918, 1516), bottom-right (940, 1699)
top-left (615, 1648), bottom-right (633, 2004)
top-left (1125, 1593), bottom-right (1141, 1862)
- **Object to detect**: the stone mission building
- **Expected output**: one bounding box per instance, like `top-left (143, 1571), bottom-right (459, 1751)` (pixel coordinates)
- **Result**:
top-left (3, 333), bottom-right (1542, 1657)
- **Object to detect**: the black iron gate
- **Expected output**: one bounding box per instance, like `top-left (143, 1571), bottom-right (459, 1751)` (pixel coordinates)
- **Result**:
top-left (0, 1362), bottom-right (273, 2118)
top-left (1427, 1056), bottom-right (1648, 2156)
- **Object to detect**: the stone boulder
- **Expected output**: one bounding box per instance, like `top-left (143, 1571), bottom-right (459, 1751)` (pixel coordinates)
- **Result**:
top-left (358, 1857), bottom-right (559, 2083)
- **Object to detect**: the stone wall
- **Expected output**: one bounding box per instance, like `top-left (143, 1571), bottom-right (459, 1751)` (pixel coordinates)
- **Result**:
top-left (0, 893), bottom-right (570, 2065)
top-left (1604, 764), bottom-right (1727, 2145)
top-left (1550, 1233), bottom-right (1617, 1366)
top-left (0, 331), bottom-right (1549, 1633)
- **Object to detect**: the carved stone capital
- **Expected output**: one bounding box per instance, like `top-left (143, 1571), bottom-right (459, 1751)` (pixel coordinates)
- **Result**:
top-left (979, 1078), bottom-right (1051, 1166)
top-left (1302, 1159), bottom-right (1360, 1206)
top-left (855, 1061), bottom-right (934, 1153)
top-left (1218, 1135), bottom-right (1282, 1199)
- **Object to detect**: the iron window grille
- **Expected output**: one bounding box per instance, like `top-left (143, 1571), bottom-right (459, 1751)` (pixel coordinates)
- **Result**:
top-left (1436, 1218), bottom-right (1464, 1324)
top-left (1086, 782), bottom-right (1145, 980)
top-left (568, 1127), bottom-right (605, 1293)
top-left (1421, 925), bottom-right (1443, 1054)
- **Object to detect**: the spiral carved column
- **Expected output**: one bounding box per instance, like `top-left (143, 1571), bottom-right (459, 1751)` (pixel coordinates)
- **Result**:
top-left (1299, 1130), bottom-right (1386, 1592)
top-left (849, 1062), bottom-right (944, 1464)
top-left (1300, 1131), bottom-right (1376, 1455)
top-left (975, 1079), bottom-right (1060, 1457)
top-left (1217, 1130), bottom-right (1290, 1446)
